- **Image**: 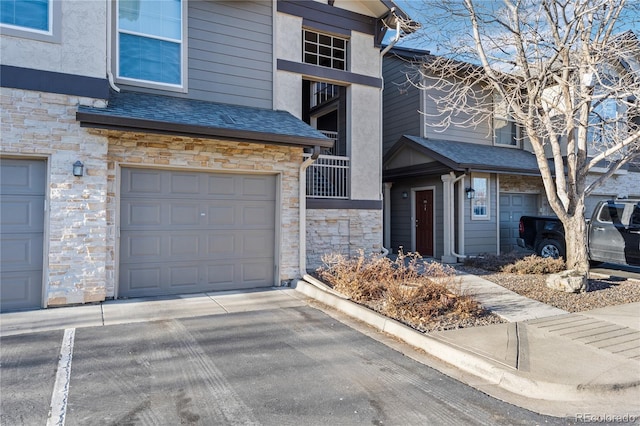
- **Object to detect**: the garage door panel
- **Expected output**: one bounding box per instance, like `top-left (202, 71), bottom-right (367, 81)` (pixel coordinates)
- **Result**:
top-left (243, 205), bottom-right (274, 226)
top-left (1, 234), bottom-right (43, 270)
top-left (1, 197), bottom-right (45, 232)
top-left (170, 202), bottom-right (201, 225)
top-left (125, 267), bottom-right (163, 290)
top-left (208, 234), bottom-right (236, 255)
top-left (207, 175), bottom-right (237, 196)
top-left (170, 234), bottom-right (201, 257)
top-left (242, 262), bottom-right (273, 283)
top-left (206, 264), bottom-right (235, 285)
top-left (125, 169), bottom-right (163, 195)
top-left (208, 205), bottom-right (236, 226)
top-left (241, 233), bottom-right (272, 256)
top-left (168, 265), bottom-right (200, 288)
top-left (119, 168), bottom-right (275, 298)
top-left (170, 173), bottom-right (201, 194)
top-left (242, 176), bottom-right (274, 198)
top-left (0, 161), bottom-right (46, 195)
top-left (0, 271), bottom-right (41, 309)
top-left (122, 201), bottom-right (162, 227)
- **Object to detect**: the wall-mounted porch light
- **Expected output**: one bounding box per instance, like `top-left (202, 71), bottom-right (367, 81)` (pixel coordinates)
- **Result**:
top-left (465, 187), bottom-right (476, 199)
top-left (401, 191), bottom-right (408, 199)
top-left (72, 161), bottom-right (84, 177)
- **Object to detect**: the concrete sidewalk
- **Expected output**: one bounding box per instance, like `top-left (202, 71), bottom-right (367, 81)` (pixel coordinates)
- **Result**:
top-left (1, 274), bottom-right (639, 418)
top-left (295, 273), bottom-right (640, 418)
top-left (0, 288), bottom-right (307, 337)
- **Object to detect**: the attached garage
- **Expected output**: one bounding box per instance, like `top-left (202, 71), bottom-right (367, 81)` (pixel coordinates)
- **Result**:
top-left (0, 158), bottom-right (45, 312)
top-left (499, 193), bottom-right (538, 253)
top-left (118, 168), bottom-right (277, 298)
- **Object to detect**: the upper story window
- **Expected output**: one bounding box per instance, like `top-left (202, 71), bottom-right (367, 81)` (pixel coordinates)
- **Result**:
top-left (117, 0), bottom-right (185, 89)
top-left (1, 0), bottom-right (49, 32)
top-left (303, 29), bottom-right (347, 71)
top-left (0, 0), bottom-right (59, 42)
top-left (493, 93), bottom-right (519, 147)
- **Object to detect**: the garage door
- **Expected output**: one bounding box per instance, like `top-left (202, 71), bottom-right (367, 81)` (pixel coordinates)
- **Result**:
top-left (119, 168), bottom-right (276, 298)
top-left (0, 158), bottom-right (45, 312)
top-left (499, 193), bottom-right (538, 253)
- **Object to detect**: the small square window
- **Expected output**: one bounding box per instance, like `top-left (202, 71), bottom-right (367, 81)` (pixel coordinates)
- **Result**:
top-left (303, 29), bottom-right (348, 71)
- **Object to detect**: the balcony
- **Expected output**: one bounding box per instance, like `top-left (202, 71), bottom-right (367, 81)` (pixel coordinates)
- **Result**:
top-left (304, 152), bottom-right (350, 199)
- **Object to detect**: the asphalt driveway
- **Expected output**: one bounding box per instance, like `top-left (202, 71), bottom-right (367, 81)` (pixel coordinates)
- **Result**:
top-left (1, 306), bottom-right (569, 425)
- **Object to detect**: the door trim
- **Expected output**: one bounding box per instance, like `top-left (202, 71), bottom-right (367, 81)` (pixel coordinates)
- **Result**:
top-left (410, 186), bottom-right (436, 256)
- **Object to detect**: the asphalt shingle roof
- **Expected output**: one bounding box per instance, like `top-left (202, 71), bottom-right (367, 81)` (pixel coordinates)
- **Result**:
top-left (392, 135), bottom-right (544, 175)
top-left (77, 90), bottom-right (331, 148)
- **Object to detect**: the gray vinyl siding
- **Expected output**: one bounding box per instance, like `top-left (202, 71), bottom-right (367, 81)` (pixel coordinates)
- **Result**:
top-left (422, 80), bottom-right (492, 145)
top-left (463, 175), bottom-right (498, 255)
top-left (382, 56), bottom-right (421, 155)
top-left (117, 0), bottom-right (273, 109)
top-left (188, 1), bottom-right (272, 107)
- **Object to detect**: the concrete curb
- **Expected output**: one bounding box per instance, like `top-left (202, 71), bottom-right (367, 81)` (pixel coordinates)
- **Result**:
top-left (295, 275), bottom-right (635, 402)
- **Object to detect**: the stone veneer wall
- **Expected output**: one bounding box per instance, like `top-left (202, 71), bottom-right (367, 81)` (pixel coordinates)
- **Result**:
top-left (587, 171), bottom-right (640, 199)
top-left (305, 209), bottom-right (383, 270)
top-left (103, 132), bottom-right (303, 296)
top-left (1, 88), bottom-right (109, 306)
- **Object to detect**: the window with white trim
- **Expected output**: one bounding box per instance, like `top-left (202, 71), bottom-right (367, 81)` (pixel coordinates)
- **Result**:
top-left (303, 29), bottom-right (347, 71)
top-left (471, 174), bottom-right (490, 220)
top-left (1, 0), bottom-right (49, 32)
top-left (117, 0), bottom-right (184, 88)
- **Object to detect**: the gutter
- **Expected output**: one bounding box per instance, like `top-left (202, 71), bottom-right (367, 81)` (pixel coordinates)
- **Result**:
top-left (299, 146), bottom-right (321, 276)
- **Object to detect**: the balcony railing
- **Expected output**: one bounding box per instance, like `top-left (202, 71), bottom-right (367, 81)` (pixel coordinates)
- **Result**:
top-left (304, 153), bottom-right (350, 199)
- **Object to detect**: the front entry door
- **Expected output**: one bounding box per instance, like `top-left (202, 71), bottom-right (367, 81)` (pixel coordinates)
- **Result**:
top-left (415, 190), bottom-right (434, 257)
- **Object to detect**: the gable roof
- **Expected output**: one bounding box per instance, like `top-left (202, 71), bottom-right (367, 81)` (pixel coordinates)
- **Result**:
top-left (384, 135), bottom-right (545, 178)
top-left (77, 90), bottom-right (332, 149)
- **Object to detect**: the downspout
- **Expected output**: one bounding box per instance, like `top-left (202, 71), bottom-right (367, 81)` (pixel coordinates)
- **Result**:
top-left (106, 0), bottom-right (120, 92)
top-left (449, 172), bottom-right (467, 259)
top-left (299, 146), bottom-right (321, 276)
top-left (378, 15), bottom-right (401, 256)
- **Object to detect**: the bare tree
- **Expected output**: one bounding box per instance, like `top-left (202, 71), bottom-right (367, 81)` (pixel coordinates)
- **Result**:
top-left (401, 0), bottom-right (640, 274)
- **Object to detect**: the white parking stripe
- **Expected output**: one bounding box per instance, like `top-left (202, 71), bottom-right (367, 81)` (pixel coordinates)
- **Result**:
top-left (46, 328), bottom-right (75, 426)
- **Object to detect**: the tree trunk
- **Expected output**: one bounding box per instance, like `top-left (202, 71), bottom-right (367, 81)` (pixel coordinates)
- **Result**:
top-left (561, 212), bottom-right (590, 275)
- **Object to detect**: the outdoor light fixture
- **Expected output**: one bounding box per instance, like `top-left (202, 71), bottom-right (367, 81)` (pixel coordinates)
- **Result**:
top-left (465, 187), bottom-right (476, 199)
top-left (402, 191), bottom-right (408, 199)
top-left (72, 161), bottom-right (84, 177)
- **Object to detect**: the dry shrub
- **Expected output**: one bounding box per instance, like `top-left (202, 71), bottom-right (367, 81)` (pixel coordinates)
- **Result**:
top-left (316, 250), bottom-right (487, 330)
top-left (463, 252), bottom-right (525, 271)
top-left (464, 252), bottom-right (566, 275)
top-left (500, 255), bottom-right (566, 274)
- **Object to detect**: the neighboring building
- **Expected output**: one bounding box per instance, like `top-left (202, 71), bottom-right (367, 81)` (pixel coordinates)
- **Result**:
top-left (0, 0), bottom-right (412, 311)
top-left (381, 45), bottom-right (640, 263)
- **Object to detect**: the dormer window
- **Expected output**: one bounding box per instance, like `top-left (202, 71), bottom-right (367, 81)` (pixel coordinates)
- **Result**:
top-left (303, 29), bottom-right (347, 71)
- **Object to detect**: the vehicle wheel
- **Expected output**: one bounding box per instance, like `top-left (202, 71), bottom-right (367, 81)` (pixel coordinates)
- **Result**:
top-left (537, 239), bottom-right (564, 259)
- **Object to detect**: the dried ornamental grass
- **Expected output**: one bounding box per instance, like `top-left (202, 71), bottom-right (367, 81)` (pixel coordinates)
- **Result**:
top-left (316, 250), bottom-right (492, 331)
